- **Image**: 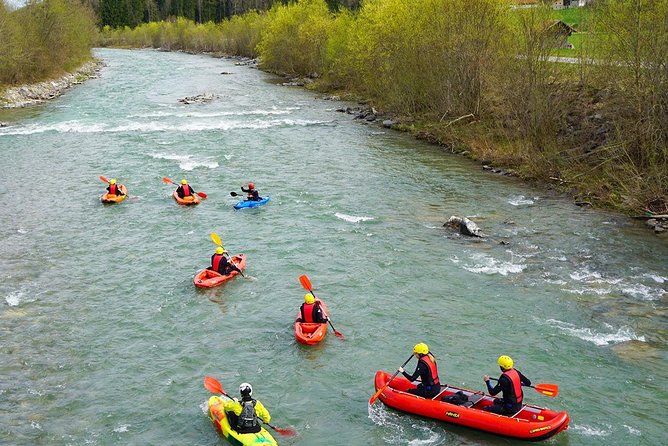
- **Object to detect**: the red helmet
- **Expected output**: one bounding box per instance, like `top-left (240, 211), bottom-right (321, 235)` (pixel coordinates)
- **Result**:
top-left (248, 183), bottom-right (255, 189)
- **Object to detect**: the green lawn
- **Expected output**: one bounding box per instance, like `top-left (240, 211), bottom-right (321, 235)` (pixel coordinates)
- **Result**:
top-left (553, 6), bottom-right (593, 30)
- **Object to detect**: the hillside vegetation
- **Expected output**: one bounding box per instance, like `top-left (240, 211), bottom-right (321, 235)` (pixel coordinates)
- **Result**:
top-left (0, 0), bottom-right (98, 86)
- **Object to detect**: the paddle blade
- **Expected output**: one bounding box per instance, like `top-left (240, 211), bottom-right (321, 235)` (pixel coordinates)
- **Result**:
top-left (99, 175), bottom-right (108, 183)
top-left (230, 191), bottom-right (240, 197)
top-left (334, 330), bottom-right (345, 339)
top-left (203, 375), bottom-right (224, 394)
top-left (369, 385), bottom-right (385, 405)
top-left (162, 177), bottom-right (175, 185)
top-left (533, 383), bottom-right (559, 398)
top-left (210, 232), bottom-right (222, 246)
top-left (268, 424), bottom-right (297, 437)
top-left (197, 192), bottom-right (207, 199)
top-left (299, 274), bottom-right (312, 291)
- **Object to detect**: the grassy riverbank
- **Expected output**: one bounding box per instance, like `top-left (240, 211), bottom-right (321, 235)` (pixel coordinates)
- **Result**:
top-left (98, 0), bottom-right (666, 216)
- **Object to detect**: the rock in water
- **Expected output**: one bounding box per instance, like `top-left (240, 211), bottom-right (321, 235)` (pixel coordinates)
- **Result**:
top-left (445, 216), bottom-right (483, 237)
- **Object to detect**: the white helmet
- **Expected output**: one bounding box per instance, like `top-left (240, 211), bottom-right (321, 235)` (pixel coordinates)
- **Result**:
top-left (239, 382), bottom-right (252, 396)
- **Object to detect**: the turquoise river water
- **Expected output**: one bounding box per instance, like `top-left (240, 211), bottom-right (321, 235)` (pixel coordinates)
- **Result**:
top-left (1, 49), bottom-right (667, 446)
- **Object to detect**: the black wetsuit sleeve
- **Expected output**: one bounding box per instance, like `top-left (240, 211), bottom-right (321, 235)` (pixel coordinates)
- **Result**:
top-left (241, 187), bottom-right (250, 193)
top-left (487, 375), bottom-right (507, 396)
top-left (315, 304), bottom-right (327, 323)
top-left (402, 361), bottom-right (426, 382)
top-left (518, 370), bottom-right (531, 387)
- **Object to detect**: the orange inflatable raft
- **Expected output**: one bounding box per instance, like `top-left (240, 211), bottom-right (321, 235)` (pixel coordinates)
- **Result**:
top-left (294, 299), bottom-right (330, 345)
top-left (173, 190), bottom-right (200, 206)
top-left (373, 370), bottom-right (569, 441)
top-left (193, 254), bottom-right (246, 288)
top-left (100, 185), bottom-right (127, 204)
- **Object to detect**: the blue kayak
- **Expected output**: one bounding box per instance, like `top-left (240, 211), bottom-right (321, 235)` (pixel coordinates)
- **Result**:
top-left (233, 196), bottom-right (270, 209)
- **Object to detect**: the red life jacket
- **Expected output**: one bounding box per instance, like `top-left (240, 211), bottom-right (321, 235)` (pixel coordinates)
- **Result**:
top-left (212, 254), bottom-right (225, 273)
top-left (502, 368), bottom-right (523, 404)
top-left (109, 184), bottom-right (118, 195)
top-left (419, 354), bottom-right (440, 386)
top-left (182, 185), bottom-right (191, 196)
top-left (301, 302), bottom-right (318, 323)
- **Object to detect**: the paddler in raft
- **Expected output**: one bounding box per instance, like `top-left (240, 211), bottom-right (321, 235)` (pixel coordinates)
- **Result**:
top-left (224, 383), bottom-right (271, 434)
top-left (240, 182), bottom-right (262, 201)
top-left (483, 355), bottom-right (531, 415)
top-left (106, 179), bottom-right (125, 197)
top-left (176, 179), bottom-right (196, 199)
top-left (296, 293), bottom-right (328, 323)
top-left (398, 343), bottom-right (441, 398)
top-left (209, 246), bottom-right (242, 275)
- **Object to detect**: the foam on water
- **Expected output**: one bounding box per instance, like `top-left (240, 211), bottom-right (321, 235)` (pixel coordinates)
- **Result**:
top-left (335, 212), bottom-right (374, 223)
top-left (461, 252), bottom-right (526, 276)
top-left (368, 404), bottom-right (441, 445)
top-left (571, 424), bottom-right (611, 437)
top-left (508, 195), bottom-right (536, 206)
top-left (5, 291), bottom-right (21, 307)
top-left (113, 425), bottom-right (130, 433)
top-left (148, 153), bottom-right (218, 170)
top-left (128, 109), bottom-right (292, 118)
top-left (623, 425), bottom-right (641, 435)
top-left (0, 118), bottom-right (329, 135)
top-left (546, 319), bottom-right (646, 345)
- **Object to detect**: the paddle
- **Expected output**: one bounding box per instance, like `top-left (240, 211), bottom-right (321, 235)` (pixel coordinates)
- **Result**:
top-left (298, 274), bottom-right (344, 339)
top-left (230, 191), bottom-right (264, 200)
top-left (210, 232), bottom-right (245, 278)
top-left (162, 177), bottom-right (207, 198)
top-left (488, 377), bottom-right (559, 398)
top-left (203, 376), bottom-right (296, 437)
top-left (369, 355), bottom-right (414, 405)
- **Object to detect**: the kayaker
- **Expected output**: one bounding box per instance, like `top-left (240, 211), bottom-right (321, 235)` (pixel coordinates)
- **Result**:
top-left (209, 247), bottom-right (241, 275)
top-left (223, 383), bottom-right (271, 434)
top-left (483, 355), bottom-right (531, 415)
top-left (398, 343), bottom-right (441, 398)
top-left (241, 183), bottom-right (261, 201)
top-left (176, 179), bottom-right (195, 198)
top-left (106, 179), bottom-right (125, 196)
top-left (297, 293), bottom-right (328, 323)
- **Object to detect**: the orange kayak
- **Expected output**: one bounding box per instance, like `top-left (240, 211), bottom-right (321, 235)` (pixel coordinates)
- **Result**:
top-left (172, 190), bottom-right (200, 206)
top-left (294, 299), bottom-right (329, 345)
top-left (100, 185), bottom-right (127, 204)
top-left (193, 255), bottom-right (246, 288)
top-left (373, 370), bottom-right (569, 441)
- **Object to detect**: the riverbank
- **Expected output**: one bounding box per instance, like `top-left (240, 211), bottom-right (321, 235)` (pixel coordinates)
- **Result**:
top-left (0, 59), bottom-right (104, 110)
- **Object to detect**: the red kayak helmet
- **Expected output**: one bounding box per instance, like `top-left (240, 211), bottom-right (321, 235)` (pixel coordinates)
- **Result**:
top-left (248, 183), bottom-right (255, 189)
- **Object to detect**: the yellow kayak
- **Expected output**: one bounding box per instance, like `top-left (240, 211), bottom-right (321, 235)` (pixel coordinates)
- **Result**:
top-left (208, 396), bottom-right (278, 445)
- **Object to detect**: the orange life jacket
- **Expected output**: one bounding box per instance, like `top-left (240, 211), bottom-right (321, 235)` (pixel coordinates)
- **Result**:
top-left (109, 184), bottom-right (118, 195)
top-left (182, 184), bottom-right (191, 196)
top-left (502, 368), bottom-right (523, 404)
top-left (212, 254), bottom-right (225, 273)
top-left (420, 354), bottom-right (440, 387)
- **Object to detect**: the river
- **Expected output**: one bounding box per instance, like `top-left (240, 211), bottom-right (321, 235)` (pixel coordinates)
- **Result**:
top-left (1, 48), bottom-right (666, 446)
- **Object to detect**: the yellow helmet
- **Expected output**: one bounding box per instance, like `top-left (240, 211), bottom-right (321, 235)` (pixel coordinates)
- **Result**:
top-left (413, 343), bottom-right (429, 355)
top-left (304, 293), bottom-right (315, 304)
top-left (181, 179), bottom-right (188, 185)
top-left (215, 247), bottom-right (224, 255)
top-left (498, 355), bottom-right (513, 370)
top-left (109, 179), bottom-right (116, 185)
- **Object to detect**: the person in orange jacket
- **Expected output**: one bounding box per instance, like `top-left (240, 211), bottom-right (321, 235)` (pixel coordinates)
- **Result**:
top-left (398, 343), bottom-right (441, 398)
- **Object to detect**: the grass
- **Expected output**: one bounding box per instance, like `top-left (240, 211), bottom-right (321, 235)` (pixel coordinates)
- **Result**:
top-left (553, 6), bottom-right (592, 30)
